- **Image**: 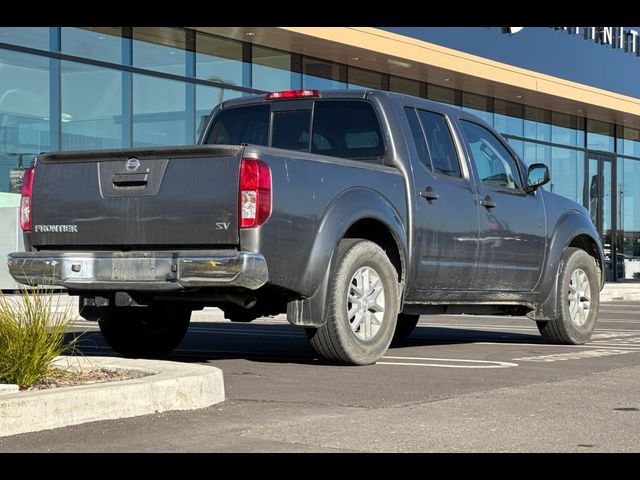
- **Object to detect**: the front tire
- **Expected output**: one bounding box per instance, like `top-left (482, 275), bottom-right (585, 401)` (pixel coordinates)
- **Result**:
top-left (306, 239), bottom-right (400, 365)
top-left (537, 247), bottom-right (600, 344)
top-left (392, 313), bottom-right (420, 343)
top-left (97, 306), bottom-right (191, 358)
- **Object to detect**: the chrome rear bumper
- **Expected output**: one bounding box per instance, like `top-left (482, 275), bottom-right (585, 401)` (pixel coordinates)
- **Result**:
top-left (7, 250), bottom-right (268, 291)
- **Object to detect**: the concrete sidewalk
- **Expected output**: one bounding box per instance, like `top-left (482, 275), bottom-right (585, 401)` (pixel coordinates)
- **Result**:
top-left (0, 356), bottom-right (225, 438)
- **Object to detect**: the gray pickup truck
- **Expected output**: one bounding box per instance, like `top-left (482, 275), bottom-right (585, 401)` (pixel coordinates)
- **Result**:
top-left (8, 89), bottom-right (604, 365)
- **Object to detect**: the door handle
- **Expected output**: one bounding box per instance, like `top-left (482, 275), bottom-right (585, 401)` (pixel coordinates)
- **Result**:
top-left (480, 195), bottom-right (496, 209)
top-left (420, 187), bottom-right (439, 202)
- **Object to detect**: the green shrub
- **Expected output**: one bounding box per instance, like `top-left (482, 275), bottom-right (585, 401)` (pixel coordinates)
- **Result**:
top-left (0, 288), bottom-right (81, 389)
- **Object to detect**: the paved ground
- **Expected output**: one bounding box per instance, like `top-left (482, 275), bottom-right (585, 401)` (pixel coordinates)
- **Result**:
top-left (1, 302), bottom-right (639, 452)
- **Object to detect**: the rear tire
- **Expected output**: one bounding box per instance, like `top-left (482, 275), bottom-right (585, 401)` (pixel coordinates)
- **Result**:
top-left (392, 313), bottom-right (420, 342)
top-left (537, 247), bottom-right (600, 344)
top-left (97, 305), bottom-right (191, 358)
top-left (306, 239), bottom-right (400, 365)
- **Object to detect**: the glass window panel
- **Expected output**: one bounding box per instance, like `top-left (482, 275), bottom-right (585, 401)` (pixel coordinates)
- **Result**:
top-left (0, 49), bottom-right (49, 199)
top-left (133, 27), bottom-right (186, 76)
top-left (404, 107), bottom-right (431, 171)
top-left (549, 147), bottom-right (584, 204)
top-left (522, 141), bottom-right (538, 166)
top-left (61, 61), bottom-right (123, 150)
top-left (618, 158), bottom-right (640, 278)
top-left (390, 76), bottom-right (422, 97)
top-left (205, 104), bottom-right (269, 146)
top-left (461, 92), bottom-right (493, 124)
top-left (524, 106), bottom-right (551, 142)
top-left (62, 27), bottom-right (122, 64)
top-left (195, 33), bottom-right (243, 87)
top-left (195, 84), bottom-right (242, 141)
top-left (507, 138), bottom-right (524, 160)
top-left (302, 56), bottom-right (346, 90)
top-left (461, 120), bottom-right (522, 190)
top-left (417, 109), bottom-right (461, 178)
top-left (272, 110), bottom-right (311, 151)
top-left (428, 84), bottom-right (457, 106)
top-left (494, 99), bottom-right (523, 137)
top-left (348, 66), bottom-right (384, 90)
top-left (0, 28), bottom-right (50, 51)
top-left (252, 45), bottom-right (292, 92)
top-left (311, 100), bottom-right (384, 161)
top-left (618, 126), bottom-right (640, 158)
top-left (133, 74), bottom-right (186, 147)
top-left (587, 118), bottom-right (615, 152)
top-left (551, 111), bottom-right (584, 147)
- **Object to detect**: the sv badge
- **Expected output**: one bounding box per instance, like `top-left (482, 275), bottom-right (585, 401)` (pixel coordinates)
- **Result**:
top-left (216, 222), bottom-right (230, 230)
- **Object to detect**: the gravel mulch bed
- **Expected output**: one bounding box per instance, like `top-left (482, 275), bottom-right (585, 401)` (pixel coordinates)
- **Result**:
top-left (25, 366), bottom-right (149, 391)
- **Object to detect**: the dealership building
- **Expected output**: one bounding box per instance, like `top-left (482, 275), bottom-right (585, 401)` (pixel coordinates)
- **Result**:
top-left (2, 26), bottom-right (640, 288)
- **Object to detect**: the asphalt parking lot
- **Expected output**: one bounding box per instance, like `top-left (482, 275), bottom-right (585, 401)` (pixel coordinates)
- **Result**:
top-left (1, 301), bottom-right (639, 452)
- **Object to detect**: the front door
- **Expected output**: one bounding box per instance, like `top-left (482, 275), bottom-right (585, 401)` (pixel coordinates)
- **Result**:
top-left (585, 152), bottom-right (616, 280)
top-left (459, 119), bottom-right (547, 292)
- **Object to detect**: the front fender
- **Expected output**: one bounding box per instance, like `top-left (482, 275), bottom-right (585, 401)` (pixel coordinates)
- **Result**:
top-left (287, 187), bottom-right (407, 327)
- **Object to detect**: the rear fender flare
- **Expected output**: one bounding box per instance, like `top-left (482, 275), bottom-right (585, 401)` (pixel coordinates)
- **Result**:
top-left (287, 188), bottom-right (407, 327)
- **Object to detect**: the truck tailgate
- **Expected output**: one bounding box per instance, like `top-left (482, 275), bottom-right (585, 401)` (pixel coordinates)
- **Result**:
top-left (30, 146), bottom-right (243, 248)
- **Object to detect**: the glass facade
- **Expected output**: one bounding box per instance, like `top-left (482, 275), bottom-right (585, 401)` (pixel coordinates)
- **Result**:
top-left (2, 27), bottom-right (640, 280)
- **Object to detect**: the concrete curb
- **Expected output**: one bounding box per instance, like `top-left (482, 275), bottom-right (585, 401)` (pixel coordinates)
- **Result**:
top-left (601, 283), bottom-right (640, 302)
top-left (0, 356), bottom-right (225, 438)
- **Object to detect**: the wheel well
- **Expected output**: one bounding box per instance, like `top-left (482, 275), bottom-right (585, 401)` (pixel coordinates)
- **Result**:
top-left (343, 219), bottom-right (404, 282)
top-left (569, 234), bottom-right (602, 273)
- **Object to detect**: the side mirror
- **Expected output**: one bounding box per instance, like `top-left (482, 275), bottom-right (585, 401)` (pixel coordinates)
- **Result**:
top-left (526, 163), bottom-right (550, 193)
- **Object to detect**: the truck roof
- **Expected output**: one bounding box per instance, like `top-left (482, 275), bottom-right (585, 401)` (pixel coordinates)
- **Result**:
top-left (218, 88), bottom-right (488, 129)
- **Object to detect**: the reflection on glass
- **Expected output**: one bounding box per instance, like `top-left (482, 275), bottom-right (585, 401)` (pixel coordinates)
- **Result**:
top-left (389, 76), bottom-right (422, 97)
top-left (507, 138), bottom-right (524, 159)
top-left (133, 27), bottom-right (186, 76)
top-left (0, 49), bottom-right (50, 196)
top-left (195, 33), bottom-right (243, 86)
top-left (587, 118), bottom-right (615, 152)
top-left (494, 99), bottom-right (523, 136)
top-left (618, 158), bottom-right (640, 279)
top-left (550, 147), bottom-right (583, 204)
top-left (617, 126), bottom-right (640, 158)
top-left (524, 106), bottom-right (551, 142)
top-left (252, 45), bottom-right (292, 92)
top-left (303, 57), bottom-right (345, 90)
top-left (552, 111), bottom-right (584, 147)
top-left (195, 84), bottom-right (242, 141)
top-left (133, 74), bottom-right (186, 146)
top-left (348, 66), bottom-right (384, 90)
top-left (428, 83), bottom-right (457, 106)
top-left (587, 156), bottom-right (614, 280)
top-left (0, 28), bottom-right (50, 51)
top-left (61, 61), bottom-right (123, 150)
top-left (62, 27), bottom-right (122, 64)
top-left (461, 92), bottom-right (492, 124)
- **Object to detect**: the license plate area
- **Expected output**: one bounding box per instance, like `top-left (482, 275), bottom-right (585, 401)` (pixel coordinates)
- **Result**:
top-left (111, 257), bottom-right (157, 281)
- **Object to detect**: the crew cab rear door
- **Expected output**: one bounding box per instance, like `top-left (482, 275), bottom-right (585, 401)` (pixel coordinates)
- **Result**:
top-left (404, 106), bottom-right (480, 293)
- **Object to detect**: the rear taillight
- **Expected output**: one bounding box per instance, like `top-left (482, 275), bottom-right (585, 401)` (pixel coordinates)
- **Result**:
top-left (20, 166), bottom-right (35, 231)
top-left (265, 89), bottom-right (319, 101)
top-left (239, 158), bottom-right (271, 229)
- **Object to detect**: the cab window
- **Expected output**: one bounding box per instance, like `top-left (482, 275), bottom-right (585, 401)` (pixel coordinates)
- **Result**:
top-left (461, 120), bottom-right (522, 190)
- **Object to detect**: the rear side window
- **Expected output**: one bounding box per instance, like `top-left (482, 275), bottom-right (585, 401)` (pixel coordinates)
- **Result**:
top-left (272, 110), bottom-right (311, 151)
top-left (404, 107), bottom-right (431, 171)
top-left (416, 110), bottom-right (461, 178)
top-left (206, 104), bottom-right (269, 146)
top-left (311, 101), bottom-right (384, 160)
